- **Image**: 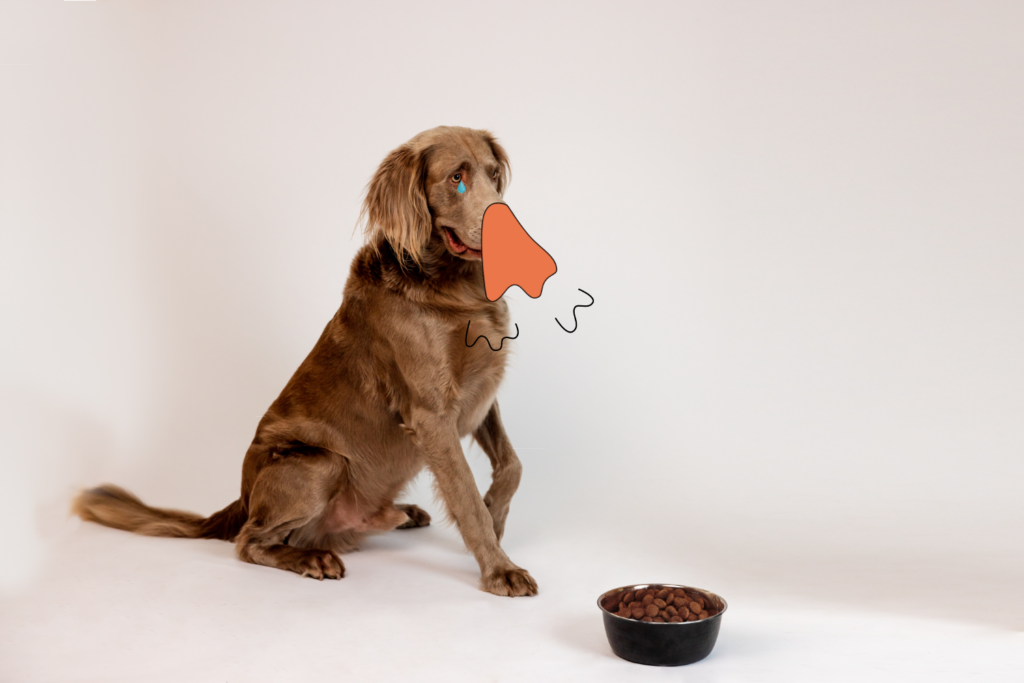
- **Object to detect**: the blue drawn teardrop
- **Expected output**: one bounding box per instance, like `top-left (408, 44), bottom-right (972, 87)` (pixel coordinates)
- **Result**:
top-left (458, 180), bottom-right (466, 194)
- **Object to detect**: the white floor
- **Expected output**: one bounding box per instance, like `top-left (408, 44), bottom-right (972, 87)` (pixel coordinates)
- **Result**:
top-left (1, 514), bottom-right (1020, 683)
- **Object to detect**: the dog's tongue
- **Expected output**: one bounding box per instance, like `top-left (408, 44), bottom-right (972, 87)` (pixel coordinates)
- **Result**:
top-left (481, 204), bottom-right (557, 301)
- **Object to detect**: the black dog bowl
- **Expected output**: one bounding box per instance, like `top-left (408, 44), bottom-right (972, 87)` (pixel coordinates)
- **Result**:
top-left (597, 584), bottom-right (727, 666)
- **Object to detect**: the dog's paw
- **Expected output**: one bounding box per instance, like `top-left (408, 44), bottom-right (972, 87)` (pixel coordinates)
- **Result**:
top-left (481, 566), bottom-right (538, 597)
top-left (296, 549), bottom-right (345, 581)
top-left (395, 504), bottom-right (431, 529)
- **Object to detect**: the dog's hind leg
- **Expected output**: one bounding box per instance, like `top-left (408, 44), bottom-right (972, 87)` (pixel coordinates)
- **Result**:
top-left (235, 452), bottom-right (346, 580)
top-left (395, 503), bottom-right (431, 529)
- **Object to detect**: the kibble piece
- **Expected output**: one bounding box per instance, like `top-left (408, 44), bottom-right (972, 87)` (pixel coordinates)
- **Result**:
top-left (653, 616), bottom-right (665, 622)
top-left (689, 601), bottom-right (701, 613)
top-left (616, 607), bottom-right (631, 618)
top-left (673, 597), bottom-right (687, 609)
top-left (706, 608), bottom-right (719, 617)
top-left (623, 591), bottom-right (635, 604)
top-left (686, 613), bottom-right (699, 621)
top-left (659, 609), bottom-right (669, 619)
top-left (653, 598), bottom-right (667, 609)
top-left (618, 601), bottom-right (627, 611)
top-left (631, 606), bottom-right (645, 619)
top-left (693, 595), bottom-right (706, 609)
top-left (700, 611), bottom-right (709, 619)
top-left (641, 616), bottom-right (653, 622)
top-left (666, 605), bottom-right (678, 617)
top-left (656, 589), bottom-right (671, 600)
top-left (645, 604), bottom-right (659, 617)
top-left (672, 588), bottom-right (687, 598)
top-left (678, 606), bottom-right (690, 619)
top-left (669, 616), bottom-right (684, 623)
top-left (642, 594), bottom-right (654, 607)
top-left (634, 589), bottom-right (647, 600)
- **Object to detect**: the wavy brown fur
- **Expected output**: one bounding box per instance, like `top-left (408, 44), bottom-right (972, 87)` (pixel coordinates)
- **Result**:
top-left (73, 485), bottom-right (246, 540)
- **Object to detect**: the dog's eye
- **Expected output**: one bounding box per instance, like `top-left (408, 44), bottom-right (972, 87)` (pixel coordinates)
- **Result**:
top-left (452, 173), bottom-right (461, 183)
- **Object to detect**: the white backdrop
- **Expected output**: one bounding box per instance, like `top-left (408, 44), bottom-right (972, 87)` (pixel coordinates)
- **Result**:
top-left (1, 0), bottom-right (1022, 664)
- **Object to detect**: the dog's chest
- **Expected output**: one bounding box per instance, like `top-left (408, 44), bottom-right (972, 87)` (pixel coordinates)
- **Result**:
top-left (452, 309), bottom-right (510, 435)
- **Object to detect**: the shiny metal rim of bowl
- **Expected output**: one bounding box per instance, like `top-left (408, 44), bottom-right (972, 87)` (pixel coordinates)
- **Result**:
top-left (597, 583), bottom-right (729, 624)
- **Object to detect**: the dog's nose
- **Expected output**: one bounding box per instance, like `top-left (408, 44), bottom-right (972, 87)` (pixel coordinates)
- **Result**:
top-left (481, 203), bottom-right (557, 301)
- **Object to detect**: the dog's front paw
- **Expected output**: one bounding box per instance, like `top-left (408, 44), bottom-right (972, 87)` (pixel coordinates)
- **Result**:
top-left (297, 549), bottom-right (345, 581)
top-left (482, 566), bottom-right (538, 597)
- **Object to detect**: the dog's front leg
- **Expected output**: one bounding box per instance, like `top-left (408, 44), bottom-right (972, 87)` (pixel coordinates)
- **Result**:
top-left (472, 401), bottom-right (521, 543)
top-left (411, 409), bottom-right (537, 597)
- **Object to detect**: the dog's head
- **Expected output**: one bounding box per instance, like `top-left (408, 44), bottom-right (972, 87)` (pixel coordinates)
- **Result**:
top-left (361, 126), bottom-right (510, 266)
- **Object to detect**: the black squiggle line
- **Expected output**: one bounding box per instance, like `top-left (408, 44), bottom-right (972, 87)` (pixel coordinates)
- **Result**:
top-left (465, 320), bottom-right (520, 351)
top-left (555, 289), bottom-right (595, 333)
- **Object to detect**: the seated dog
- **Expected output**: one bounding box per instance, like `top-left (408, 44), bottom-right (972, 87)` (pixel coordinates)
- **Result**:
top-left (75, 126), bottom-right (538, 597)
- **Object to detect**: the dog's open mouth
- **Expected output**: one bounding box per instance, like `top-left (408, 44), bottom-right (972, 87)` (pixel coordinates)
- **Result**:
top-left (443, 227), bottom-right (482, 259)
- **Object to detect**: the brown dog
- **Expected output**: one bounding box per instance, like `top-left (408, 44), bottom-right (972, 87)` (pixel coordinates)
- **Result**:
top-left (74, 126), bottom-right (537, 597)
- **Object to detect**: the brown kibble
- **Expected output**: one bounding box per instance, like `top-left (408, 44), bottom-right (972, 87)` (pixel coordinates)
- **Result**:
top-left (608, 585), bottom-right (722, 624)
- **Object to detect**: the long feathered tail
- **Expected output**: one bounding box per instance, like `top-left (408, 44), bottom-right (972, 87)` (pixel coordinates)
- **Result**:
top-left (72, 484), bottom-right (247, 541)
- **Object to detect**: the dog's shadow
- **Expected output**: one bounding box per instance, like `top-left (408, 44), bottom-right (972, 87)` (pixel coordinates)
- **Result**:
top-left (358, 524), bottom-right (481, 589)
top-left (183, 522), bottom-right (495, 592)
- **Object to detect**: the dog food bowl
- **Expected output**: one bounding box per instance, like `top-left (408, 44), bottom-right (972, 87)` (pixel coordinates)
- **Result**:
top-left (597, 583), bottom-right (727, 666)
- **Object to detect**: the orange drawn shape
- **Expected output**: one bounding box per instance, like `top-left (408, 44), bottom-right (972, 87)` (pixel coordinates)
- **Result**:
top-left (481, 203), bottom-right (557, 301)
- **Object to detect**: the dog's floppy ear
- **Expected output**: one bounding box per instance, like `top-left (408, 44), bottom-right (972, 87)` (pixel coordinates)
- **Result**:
top-left (361, 143), bottom-right (432, 267)
top-left (481, 130), bottom-right (511, 196)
